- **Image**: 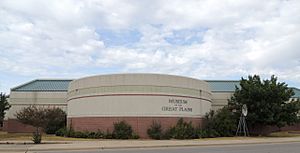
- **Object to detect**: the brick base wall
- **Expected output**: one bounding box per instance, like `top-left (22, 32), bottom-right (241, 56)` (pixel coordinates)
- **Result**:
top-left (3, 119), bottom-right (36, 133)
top-left (2, 120), bottom-right (7, 131)
top-left (6, 116), bottom-right (300, 137)
top-left (281, 124), bottom-right (300, 131)
top-left (250, 123), bottom-right (300, 135)
top-left (68, 117), bottom-right (203, 138)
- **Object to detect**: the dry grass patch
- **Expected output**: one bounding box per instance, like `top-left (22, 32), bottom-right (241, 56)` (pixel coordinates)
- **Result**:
top-left (195, 136), bottom-right (257, 141)
top-left (0, 131), bottom-right (31, 140)
top-left (0, 131), bottom-right (94, 141)
top-left (268, 131), bottom-right (300, 137)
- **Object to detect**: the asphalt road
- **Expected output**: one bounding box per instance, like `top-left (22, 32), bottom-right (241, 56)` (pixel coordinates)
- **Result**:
top-left (33, 142), bottom-right (300, 153)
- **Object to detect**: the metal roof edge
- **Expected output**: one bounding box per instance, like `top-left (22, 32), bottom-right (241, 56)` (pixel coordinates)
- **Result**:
top-left (35, 78), bottom-right (74, 81)
top-left (205, 80), bottom-right (240, 82)
top-left (12, 90), bottom-right (68, 92)
top-left (11, 79), bottom-right (38, 91)
top-left (291, 87), bottom-right (300, 90)
top-left (10, 79), bottom-right (73, 92)
top-left (211, 90), bottom-right (236, 93)
top-left (73, 73), bottom-right (205, 84)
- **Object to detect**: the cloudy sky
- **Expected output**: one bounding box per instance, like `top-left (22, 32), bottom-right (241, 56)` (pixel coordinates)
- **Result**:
top-left (0, 0), bottom-right (300, 93)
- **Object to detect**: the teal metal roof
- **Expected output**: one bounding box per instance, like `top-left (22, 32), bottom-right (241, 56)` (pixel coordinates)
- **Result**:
top-left (206, 80), bottom-right (300, 98)
top-left (206, 80), bottom-right (240, 92)
top-left (10, 79), bottom-right (300, 98)
top-left (11, 79), bottom-right (73, 92)
top-left (291, 87), bottom-right (300, 98)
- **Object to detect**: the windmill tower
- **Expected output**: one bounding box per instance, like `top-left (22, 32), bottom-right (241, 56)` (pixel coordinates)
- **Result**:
top-left (236, 104), bottom-right (249, 136)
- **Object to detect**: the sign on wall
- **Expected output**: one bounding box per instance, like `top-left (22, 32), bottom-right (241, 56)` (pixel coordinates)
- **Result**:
top-left (162, 98), bottom-right (193, 112)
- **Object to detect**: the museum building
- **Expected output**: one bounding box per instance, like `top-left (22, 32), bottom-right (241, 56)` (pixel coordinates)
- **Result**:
top-left (3, 73), bottom-right (300, 138)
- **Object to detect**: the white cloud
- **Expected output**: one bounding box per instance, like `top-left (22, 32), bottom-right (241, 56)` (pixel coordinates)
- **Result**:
top-left (0, 0), bottom-right (300, 92)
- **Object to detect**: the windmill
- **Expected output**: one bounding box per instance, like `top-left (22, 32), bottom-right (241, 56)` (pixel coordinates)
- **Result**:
top-left (236, 104), bottom-right (249, 136)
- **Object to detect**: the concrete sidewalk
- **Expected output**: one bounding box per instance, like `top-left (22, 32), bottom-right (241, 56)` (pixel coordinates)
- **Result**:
top-left (1, 137), bottom-right (300, 153)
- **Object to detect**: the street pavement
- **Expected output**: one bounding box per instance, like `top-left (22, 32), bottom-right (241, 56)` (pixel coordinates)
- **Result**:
top-left (30, 142), bottom-right (300, 153)
top-left (1, 137), bottom-right (300, 153)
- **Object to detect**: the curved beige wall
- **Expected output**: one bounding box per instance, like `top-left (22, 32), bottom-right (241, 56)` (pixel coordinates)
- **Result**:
top-left (67, 73), bottom-right (212, 118)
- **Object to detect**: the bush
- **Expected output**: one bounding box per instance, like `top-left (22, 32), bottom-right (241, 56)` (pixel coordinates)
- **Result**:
top-left (132, 133), bottom-right (140, 139)
top-left (86, 130), bottom-right (104, 139)
top-left (197, 129), bottom-right (219, 138)
top-left (73, 131), bottom-right (87, 138)
top-left (112, 121), bottom-right (134, 139)
top-left (105, 130), bottom-right (113, 139)
top-left (64, 127), bottom-right (75, 137)
top-left (147, 121), bottom-right (163, 140)
top-left (171, 118), bottom-right (197, 139)
top-left (55, 128), bottom-right (66, 136)
top-left (32, 131), bottom-right (42, 144)
top-left (87, 132), bottom-right (96, 138)
top-left (55, 122), bottom-right (139, 139)
top-left (161, 128), bottom-right (173, 140)
top-left (44, 108), bottom-right (67, 134)
top-left (202, 107), bottom-right (236, 137)
top-left (94, 130), bottom-right (105, 139)
top-left (56, 128), bottom-right (106, 139)
top-left (147, 119), bottom-right (199, 140)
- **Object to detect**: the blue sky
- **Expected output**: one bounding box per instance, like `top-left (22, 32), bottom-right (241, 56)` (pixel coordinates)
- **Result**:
top-left (0, 0), bottom-right (300, 93)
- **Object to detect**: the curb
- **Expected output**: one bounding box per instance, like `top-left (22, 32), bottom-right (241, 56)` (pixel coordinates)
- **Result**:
top-left (0, 142), bottom-right (71, 145)
top-left (1, 139), bottom-right (300, 152)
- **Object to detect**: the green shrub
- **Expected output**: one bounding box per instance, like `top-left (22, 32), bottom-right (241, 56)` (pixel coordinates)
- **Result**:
top-left (161, 128), bottom-right (173, 140)
top-left (44, 108), bottom-right (66, 134)
top-left (105, 130), bottom-right (113, 139)
top-left (132, 133), bottom-right (140, 139)
top-left (171, 118), bottom-right (197, 139)
top-left (32, 131), bottom-right (42, 144)
top-left (94, 130), bottom-right (105, 139)
top-left (55, 128), bottom-right (66, 136)
top-left (147, 121), bottom-right (163, 140)
top-left (83, 131), bottom-right (91, 138)
top-left (73, 131), bottom-right (83, 138)
top-left (56, 127), bottom-right (106, 139)
top-left (202, 107), bottom-right (236, 137)
top-left (112, 121), bottom-right (133, 139)
top-left (55, 122), bottom-right (139, 139)
top-left (65, 127), bottom-right (75, 137)
top-left (83, 130), bottom-right (105, 139)
top-left (87, 132), bottom-right (96, 138)
top-left (147, 119), bottom-right (199, 140)
top-left (74, 131), bottom-right (89, 138)
top-left (198, 129), bottom-right (219, 138)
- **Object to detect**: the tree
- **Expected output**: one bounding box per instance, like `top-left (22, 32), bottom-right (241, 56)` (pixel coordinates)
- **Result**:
top-left (0, 93), bottom-right (11, 127)
top-left (16, 106), bottom-right (46, 143)
top-left (15, 106), bottom-right (66, 143)
top-left (228, 75), bottom-right (300, 134)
